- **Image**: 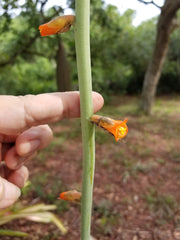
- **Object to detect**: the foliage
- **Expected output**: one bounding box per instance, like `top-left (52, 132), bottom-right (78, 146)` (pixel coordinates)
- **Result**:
top-left (126, 18), bottom-right (157, 94)
top-left (159, 27), bottom-right (180, 94)
top-left (0, 229), bottom-right (28, 237)
top-left (0, 0), bottom-right (62, 94)
top-left (0, 57), bottom-right (56, 94)
top-left (0, 0), bottom-right (180, 95)
top-left (90, 5), bottom-right (135, 94)
top-left (0, 203), bottom-right (67, 236)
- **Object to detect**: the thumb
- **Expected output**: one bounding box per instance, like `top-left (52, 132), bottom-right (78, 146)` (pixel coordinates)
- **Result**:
top-left (0, 177), bottom-right (21, 209)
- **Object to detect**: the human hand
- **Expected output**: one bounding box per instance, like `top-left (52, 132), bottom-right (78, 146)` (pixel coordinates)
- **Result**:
top-left (0, 91), bottom-right (104, 208)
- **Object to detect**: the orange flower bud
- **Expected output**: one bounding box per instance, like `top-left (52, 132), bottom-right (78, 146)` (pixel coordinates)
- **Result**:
top-left (59, 190), bottom-right (81, 202)
top-left (39, 15), bottom-right (75, 36)
top-left (90, 115), bottom-right (128, 141)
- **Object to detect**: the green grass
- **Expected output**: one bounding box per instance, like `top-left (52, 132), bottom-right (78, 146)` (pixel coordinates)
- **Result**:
top-left (144, 188), bottom-right (179, 225)
top-left (154, 96), bottom-right (180, 116)
top-left (170, 151), bottom-right (180, 163)
top-left (94, 199), bottom-right (120, 235)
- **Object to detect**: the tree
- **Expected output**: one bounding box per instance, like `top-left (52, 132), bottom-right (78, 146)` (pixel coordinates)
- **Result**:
top-left (139, 0), bottom-right (180, 114)
top-left (56, 38), bottom-right (71, 91)
top-left (0, 0), bottom-right (72, 92)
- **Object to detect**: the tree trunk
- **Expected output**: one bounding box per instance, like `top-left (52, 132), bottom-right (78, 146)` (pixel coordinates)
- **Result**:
top-left (140, 0), bottom-right (180, 115)
top-left (56, 39), bottom-right (71, 91)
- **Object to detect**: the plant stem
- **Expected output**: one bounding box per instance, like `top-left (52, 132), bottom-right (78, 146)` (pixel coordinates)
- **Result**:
top-left (74, 0), bottom-right (95, 239)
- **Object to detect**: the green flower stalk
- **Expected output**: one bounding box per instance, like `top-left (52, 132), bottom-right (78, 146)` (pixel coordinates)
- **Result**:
top-left (74, 1), bottom-right (95, 239)
top-left (39, 2), bottom-right (95, 238)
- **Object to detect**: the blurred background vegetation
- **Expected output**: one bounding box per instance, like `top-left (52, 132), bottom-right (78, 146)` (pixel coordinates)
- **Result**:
top-left (0, 0), bottom-right (180, 97)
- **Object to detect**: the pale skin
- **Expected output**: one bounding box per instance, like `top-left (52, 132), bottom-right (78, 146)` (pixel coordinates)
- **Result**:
top-left (0, 91), bottom-right (104, 208)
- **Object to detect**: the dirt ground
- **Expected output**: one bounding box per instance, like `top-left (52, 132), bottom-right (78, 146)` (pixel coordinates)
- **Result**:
top-left (1, 96), bottom-right (180, 240)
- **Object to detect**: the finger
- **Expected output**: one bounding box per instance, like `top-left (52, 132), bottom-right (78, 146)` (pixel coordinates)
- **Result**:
top-left (0, 143), bottom-right (1, 162)
top-left (0, 162), bottom-right (8, 178)
top-left (0, 176), bottom-right (21, 209)
top-left (0, 134), bottom-right (18, 143)
top-left (5, 146), bottom-right (37, 170)
top-left (5, 125), bottom-right (52, 169)
top-left (7, 166), bottom-right (29, 188)
top-left (15, 125), bottom-right (53, 156)
top-left (0, 92), bottom-right (104, 135)
top-left (1, 143), bottom-right (15, 161)
top-left (0, 164), bottom-right (28, 187)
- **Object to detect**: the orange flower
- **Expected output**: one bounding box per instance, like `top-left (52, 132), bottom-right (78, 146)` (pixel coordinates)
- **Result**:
top-left (90, 115), bottom-right (128, 141)
top-left (59, 190), bottom-right (81, 202)
top-left (39, 15), bottom-right (75, 36)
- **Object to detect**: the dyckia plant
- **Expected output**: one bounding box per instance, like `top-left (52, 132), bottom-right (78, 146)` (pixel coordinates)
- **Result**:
top-left (39, 1), bottom-right (128, 239)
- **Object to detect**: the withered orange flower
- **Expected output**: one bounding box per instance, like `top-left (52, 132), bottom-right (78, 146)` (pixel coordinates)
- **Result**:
top-left (90, 115), bottom-right (128, 141)
top-left (59, 190), bottom-right (81, 202)
top-left (39, 15), bottom-right (75, 36)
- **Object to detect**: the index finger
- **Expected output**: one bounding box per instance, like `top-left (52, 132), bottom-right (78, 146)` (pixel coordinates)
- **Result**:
top-left (0, 91), bottom-right (104, 135)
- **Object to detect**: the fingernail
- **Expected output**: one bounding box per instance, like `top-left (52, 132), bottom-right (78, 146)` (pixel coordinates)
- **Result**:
top-left (0, 177), bottom-right (4, 201)
top-left (20, 139), bottom-right (40, 155)
top-left (15, 185), bottom-right (21, 199)
top-left (0, 178), bottom-right (21, 208)
top-left (14, 173), bottom-right (26, 188)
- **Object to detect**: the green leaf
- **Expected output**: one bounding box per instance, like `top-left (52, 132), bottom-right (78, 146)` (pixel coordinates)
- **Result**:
top-left (0, 229), bottom-right (28, 237)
